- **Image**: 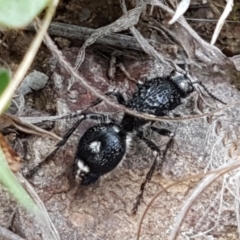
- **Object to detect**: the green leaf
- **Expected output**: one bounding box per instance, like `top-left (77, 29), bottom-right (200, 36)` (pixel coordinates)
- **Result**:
top-left (0, 147), bottom-right (39, 214)
top-left (0, 69), bottom-right (10, 95)
top-left (0, 69), bottom-right (11, 112)
top-left (0, 0), bottom-right (49, 28)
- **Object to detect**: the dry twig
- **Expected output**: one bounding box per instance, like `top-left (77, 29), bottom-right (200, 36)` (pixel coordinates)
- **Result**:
top-left (211, 0), bottom-right (234, 45)
top-left (16, 173), bottom-right (60, 240)
top-left (33, 22), bottom-right (162, 52)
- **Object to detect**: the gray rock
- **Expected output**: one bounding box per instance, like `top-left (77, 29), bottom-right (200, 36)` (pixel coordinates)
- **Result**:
top-left (18, 70), bottom-right (49, 95)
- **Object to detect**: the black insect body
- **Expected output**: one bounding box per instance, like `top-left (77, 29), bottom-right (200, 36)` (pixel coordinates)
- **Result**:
top-left (51, 71), bottom-right (225, 213)
top-left (73, 72), bottom-right (196, 187)
top-left (120, 71), bottom-right (195, 131)
top-left (75, 123), bottom-right (128, 185)
top-left (124, 71), bottom-right (194, 115)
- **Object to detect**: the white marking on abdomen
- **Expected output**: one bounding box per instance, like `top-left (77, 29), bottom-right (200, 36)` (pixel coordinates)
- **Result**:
top-left (89, 141), bottom-right (101, 153)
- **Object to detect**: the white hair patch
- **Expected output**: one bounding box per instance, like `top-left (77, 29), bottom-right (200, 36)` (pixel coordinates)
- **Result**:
top-left (89, 141), bottom-right (101, 153)
top-left (113, 126), bottom-right (120, 132)
top-left (77, 160), bottom-right (89, 174)
top-left (126, 135), bottom-right (132, 149)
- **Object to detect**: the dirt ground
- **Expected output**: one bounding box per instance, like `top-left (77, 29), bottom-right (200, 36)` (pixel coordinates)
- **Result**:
top-left (1, 0), bottom-right (240, 239)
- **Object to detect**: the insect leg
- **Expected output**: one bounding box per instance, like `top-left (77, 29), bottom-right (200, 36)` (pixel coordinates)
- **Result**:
top-left (132, 128), bottom-right (174, 214)
top-left (150, 126), bottom-right (174, 170)
top-left (132, 130), bottom-right (161, 214)
top-left (150, 126), bottom-right (174, 138)
top-left (193, 81), bottom-right (226, 105)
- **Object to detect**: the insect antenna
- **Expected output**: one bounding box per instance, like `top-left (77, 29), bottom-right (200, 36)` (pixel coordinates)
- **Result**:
top-left (193, 81), bottom-right (226, 105)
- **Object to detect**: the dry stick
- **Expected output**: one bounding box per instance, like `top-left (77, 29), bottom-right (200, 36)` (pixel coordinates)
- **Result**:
top-left (186, 18), bottom-right (240, 23)
top-left (0, 226), bottom-right (26, 240)
top-left (0, 0), bottom-right (59, 114)
top-left (40, 22), bottom-right (162, 52)
top-left (19, 96), bottom-right (240, 124)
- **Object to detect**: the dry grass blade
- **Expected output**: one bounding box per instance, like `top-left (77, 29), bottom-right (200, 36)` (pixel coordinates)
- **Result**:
top-left (136, 158), bottom-right (240, 240)
top-left (169, 159), bottom-right (240, 240)
top-left (18, 114), bottom-right (81, 124)
top-left (1, 114), bottom-right (61, 140)
top-left (233, 175), bottom-right (240, 236)
top-left (16, 173), bottom-right (61, 240)
top-left (211, 0), bottom-right (234, 45)
top-left (169, 0), bottom-right (191, 25)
